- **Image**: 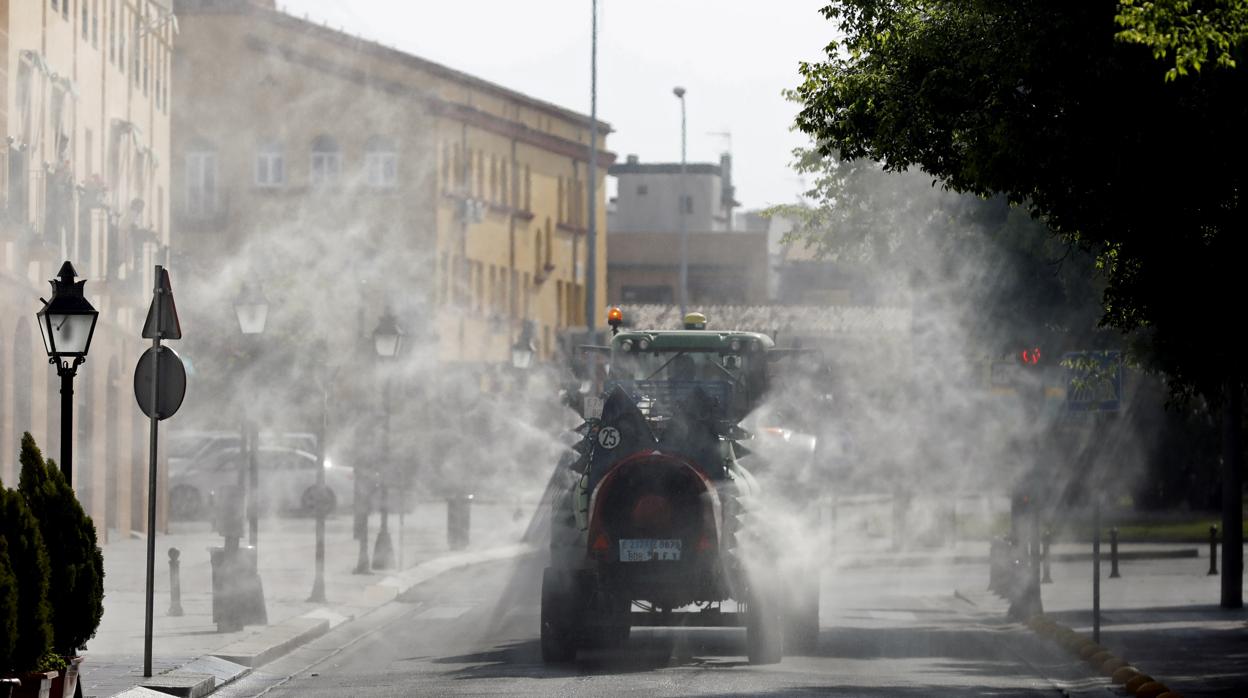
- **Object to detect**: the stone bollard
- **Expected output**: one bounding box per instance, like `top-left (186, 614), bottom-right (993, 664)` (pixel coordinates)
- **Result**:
top-left (1042, 529), bottom-right (1053, 584)
top-left (1209, 524), bottom-right (1219, 575)
top-left (1109, 527), bottom-right (1121, 579)
top-left (168, 547), bottom-right (184, 617)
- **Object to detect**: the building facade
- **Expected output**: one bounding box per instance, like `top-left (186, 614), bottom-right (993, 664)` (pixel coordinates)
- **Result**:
top-left (608, 154), bottom-right (737, 234)
top-left (171, 0), bottom-right (612, 372)
top-left (1, 0), bottom-right (174, 535)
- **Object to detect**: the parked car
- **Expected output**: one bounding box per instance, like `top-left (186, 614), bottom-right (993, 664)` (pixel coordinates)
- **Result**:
top-left (169, 430), bottom-right (318, 466)
top-left (169, 445), bottom-right (355, 520)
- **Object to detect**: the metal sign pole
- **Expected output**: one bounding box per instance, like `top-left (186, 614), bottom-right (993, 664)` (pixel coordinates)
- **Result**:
top-left (1093, 492), bottom-right (1101, 644)
top-left (143, 267), bottom-right (165, 678)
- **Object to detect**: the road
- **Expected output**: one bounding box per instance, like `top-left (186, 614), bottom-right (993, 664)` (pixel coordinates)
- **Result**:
top-left (212, 550), bottom-right (1088, 696)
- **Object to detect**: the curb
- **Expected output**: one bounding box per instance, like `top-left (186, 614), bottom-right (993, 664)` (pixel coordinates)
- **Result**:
top-left (1026, 614), bottom-right (1183, 698)
top-left (109, 542), bottom-right (538, 697)
top-left (837, 547), bottom-right (1198, 569)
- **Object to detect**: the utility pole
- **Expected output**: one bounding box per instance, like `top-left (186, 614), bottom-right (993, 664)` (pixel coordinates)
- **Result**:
top-left (585, 0), bottom-right (599, 334)
top-left (673, 86), bottom-right (688, 318)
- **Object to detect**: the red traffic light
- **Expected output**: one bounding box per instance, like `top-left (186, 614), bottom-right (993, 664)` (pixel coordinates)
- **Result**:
top-left (1019, 347), bottom-right (1042, 366)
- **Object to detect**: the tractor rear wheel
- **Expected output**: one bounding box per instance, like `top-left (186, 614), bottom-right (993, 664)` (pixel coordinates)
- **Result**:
top-left (541, 567), bottom-right (579, 663)
top-left (746, 589), bottom-right (784, 665)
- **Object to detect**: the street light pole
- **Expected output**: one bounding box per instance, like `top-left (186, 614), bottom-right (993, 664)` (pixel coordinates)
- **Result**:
top-left (234, 283), bottom-right (269, 554)
top-left (585, 0), bottom-right (599, 333)
top-left (673, 86), bottom-right (688, 318)
top-left (36, 262), bottom-right (99, 488)
top-left (308, 365), bottom-right (332, 603)
top-left (371, 310), bottom-right (403, 571)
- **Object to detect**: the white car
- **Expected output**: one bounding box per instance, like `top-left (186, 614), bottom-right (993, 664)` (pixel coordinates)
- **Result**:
top-left (169, 445), bottom-right (356, 520)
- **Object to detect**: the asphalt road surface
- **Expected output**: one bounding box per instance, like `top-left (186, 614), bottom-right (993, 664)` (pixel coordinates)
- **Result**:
top-left (213, 551), bottom-right (1086, 697)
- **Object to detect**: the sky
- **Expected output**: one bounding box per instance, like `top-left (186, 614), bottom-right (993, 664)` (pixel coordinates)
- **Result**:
top-left (278, 0), bottom-right (834, 212)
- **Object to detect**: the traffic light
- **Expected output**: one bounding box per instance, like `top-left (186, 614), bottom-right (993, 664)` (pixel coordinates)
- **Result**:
top-left (1018, 347), bottom-right (1042, 366)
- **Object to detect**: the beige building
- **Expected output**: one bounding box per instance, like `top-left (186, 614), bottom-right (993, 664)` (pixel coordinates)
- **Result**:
top-left (607, 231), bottom-right (770, 307)
top-left (0, 0), bottom-right (175, 535)
top-left (171, 0), bottom-right (612, 370)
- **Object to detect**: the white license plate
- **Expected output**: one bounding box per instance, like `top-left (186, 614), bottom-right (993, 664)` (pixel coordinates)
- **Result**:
top-left (619, 538), bottom-right (682, 562)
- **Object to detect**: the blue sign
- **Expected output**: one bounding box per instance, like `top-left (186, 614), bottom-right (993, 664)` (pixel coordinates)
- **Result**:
top-left (1063, 351), bottom-right (1123, 412)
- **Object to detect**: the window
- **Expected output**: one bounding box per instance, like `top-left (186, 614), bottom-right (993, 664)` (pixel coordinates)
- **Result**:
top-left (62, 0), bottom-right (69, 19)
top-left (363, 136), bottom-right (397, 188)
top-left (557, 177), bottom-right (565, 224)
top-left (476, 151), bottom-right (485, 198)
top-left (255, 141), bottom-right (285, 187)
top-left (92, 1), bottom-right (99, 47)
top-left (500, 160), bottom-right (509, 207)
top-left (441, 143), bottom-right (451, 192)
top-left (83, 2), bottom-right (89, 40)
top-left (118, 4), bottom-right (125, 73)
top-left (310, 135), bottom-right (340, 186)
top-left (489, 155), bottom-right (497, 202)
top-left (678, 194), bottom-right (693, 214)
top-left (185, 151), bottom-right (218, 217)
top-left (109, 0), bottom-right (116, 63)
top-left (637, 184), bottom-right (648, 196)
top-left (524, 164), bottom-right (532, 211)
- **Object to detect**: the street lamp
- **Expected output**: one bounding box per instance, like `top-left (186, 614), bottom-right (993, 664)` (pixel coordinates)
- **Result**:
top-left (673, 86), bottom-right (689, 319)
top-left (36, 261), bottom-right (99, 486)
top-left (511, 320), bottom-right (537, 370)
top-left (233, 283), bottom-right (269, 551)
top-left (371, 309), bottom-right (402, 570)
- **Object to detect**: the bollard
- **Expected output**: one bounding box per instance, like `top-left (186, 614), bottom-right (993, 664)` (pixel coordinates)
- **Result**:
top-left (168, 547), bottom-right (184, 616)
top-left (447, 494), bottom-right (474, 550)
top-left (988, 537), bottom-right (1003, 592)
top-left (1042, 529), bottom-right (1053, 584)
top-left (1109, 527), bottom-right (1121, 579)
top-left (1209, 524), bottom-right (1219, 575)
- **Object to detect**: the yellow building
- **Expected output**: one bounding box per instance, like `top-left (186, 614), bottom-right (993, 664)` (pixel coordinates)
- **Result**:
top-left (0, 0), bottom-right (175, 534)
top-left (171, 0), bottom-right (611, 369)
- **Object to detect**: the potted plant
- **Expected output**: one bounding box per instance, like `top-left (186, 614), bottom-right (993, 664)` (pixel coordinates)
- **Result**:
top-left (0, 470), bottom-right (53, 698)
top-left (18, 434), bottom-right (105, 698)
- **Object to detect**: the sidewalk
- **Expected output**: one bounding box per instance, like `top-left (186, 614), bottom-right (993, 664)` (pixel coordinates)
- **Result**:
top-left (81, 499), bottom-right (536, 698)
top-left (952, 543), bottom-right (1248, 697)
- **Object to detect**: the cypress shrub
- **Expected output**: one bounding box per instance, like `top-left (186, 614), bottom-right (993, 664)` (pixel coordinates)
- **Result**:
top-left (0, 473), bottom-right (52, 673)
top-left (0, 536), bottom-right (18, 674)
top-left (18, 433), bottom-right (105, 656)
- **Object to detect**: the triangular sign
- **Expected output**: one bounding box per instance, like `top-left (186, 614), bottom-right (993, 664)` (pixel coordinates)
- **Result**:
top-left (142, 267), bottom-right (182, 340)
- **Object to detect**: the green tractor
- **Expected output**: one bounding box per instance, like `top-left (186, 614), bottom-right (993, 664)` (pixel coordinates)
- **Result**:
top-left (542, 310), bottom-right (820, 664)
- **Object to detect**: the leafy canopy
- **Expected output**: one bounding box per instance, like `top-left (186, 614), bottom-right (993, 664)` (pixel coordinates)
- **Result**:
top-left (1116, 0), bottom-right (1248, 80)
top-left (794, 1), bottom-right (1248, 399)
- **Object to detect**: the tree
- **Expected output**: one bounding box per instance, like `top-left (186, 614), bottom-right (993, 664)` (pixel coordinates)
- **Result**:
top-left (0, 475), bottom-right (51, 673)
top-left (18, 433), bottom-right (105, 656)
top-left (794, 1), bottom-right (1248, 606)
top-left (1116, 0), bottom-right (1248, 80)
top-left (0, 536), bottom-right (18, 675)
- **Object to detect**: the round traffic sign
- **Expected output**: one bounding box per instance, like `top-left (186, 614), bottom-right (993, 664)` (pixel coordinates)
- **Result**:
top-left (134, 346), bottom-right (187, 420)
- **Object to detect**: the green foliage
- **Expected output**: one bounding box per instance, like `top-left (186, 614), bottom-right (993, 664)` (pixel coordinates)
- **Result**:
top-left (1116, 0), bottom-right (1248, 80)
top-left (794, 1), bottom-right (1248, 402)
top-left (18, 433), bottom-right (105, 656)
top-left (0, 471), bottom-right (52, 674)
top-left (0, 536), bottom-right (18, 674)
top-left (33, 652), bottom-right (66, 673)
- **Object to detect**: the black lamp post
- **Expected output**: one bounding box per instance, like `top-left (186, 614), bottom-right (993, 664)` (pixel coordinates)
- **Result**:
top-left (511, 320), bottom-right (537, 371)
top-left (234, 283), bottom-right (268, 551)
top-left (371, 310), bottom-right (403, 571)
top-left (36, 261), bottom-right (99, 487)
